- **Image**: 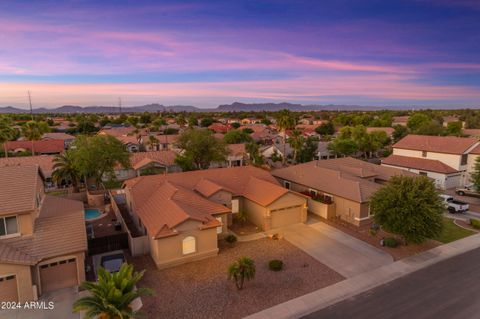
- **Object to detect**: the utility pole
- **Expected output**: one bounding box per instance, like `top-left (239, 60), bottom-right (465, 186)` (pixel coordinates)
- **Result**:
top-left (27, 91), bottom-right (34, 121)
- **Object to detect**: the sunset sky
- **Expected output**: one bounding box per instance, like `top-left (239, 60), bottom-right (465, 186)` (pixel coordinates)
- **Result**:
top-left (1, 0), bottom-right (480, 109)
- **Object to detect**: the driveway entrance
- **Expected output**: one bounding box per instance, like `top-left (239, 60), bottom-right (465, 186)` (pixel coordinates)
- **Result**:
top-left (278, 221), bottom-right (393, 278)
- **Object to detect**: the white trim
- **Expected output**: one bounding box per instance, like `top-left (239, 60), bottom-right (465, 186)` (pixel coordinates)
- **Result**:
top-left (354, 216), bottom-right (372, 221)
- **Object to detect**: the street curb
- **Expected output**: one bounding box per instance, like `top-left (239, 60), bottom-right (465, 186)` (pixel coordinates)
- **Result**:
top-left (244, 232), bottom-right (480, 319)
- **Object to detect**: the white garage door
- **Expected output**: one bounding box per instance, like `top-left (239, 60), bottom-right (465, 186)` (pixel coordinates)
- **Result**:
top-left (0, 275), bottom-right (18, 302)
top-left (271, 205), bottom-right (303, 229)
top-left (40, 258), bottom-right (78, 293)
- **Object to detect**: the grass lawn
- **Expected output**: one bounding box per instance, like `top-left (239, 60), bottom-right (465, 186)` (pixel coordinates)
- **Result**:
top-left (434, 218), bottom-right (475, 243)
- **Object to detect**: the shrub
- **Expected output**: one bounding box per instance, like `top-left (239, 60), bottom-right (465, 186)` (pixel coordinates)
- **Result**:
top-left (225, 234), bottom-right (237, 244)
top-left (383, 237), bottom-right (398, 248)
top-left (368, 228), bottom-right (377, 236)
top-left (470, 219), bottom-right (480, 229)
top-left (268, 259), bottom-right (283, 271)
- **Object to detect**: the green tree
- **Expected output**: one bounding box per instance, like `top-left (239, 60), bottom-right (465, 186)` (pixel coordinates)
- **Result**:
top-left (227, 257), bottom-right (256, 290)
top-left (70, 135), bottom-right (130, 188)
top-left (446, 121), bottom-right (463, 136)
top-left (327, 138), bottom-right (358, 157)
top-left (22, 121), bottom-right (49, 155)
top-left (231, 122), bottom-right (241, 129)
top-left (370, 175), bottom-right (443, 244)
top-left (77, 120), bottom-right (98, 134)
top-left (297, 136), bottom-right (319, 163)
top-left (275, 109), bottom-right (296, 164)
top-left (470, 156), bottom-right (480, 192)
top-left (246, 141), bottom-right (263, 166)
top-left (288, 130), bottom-right (305, 163)
top-left (200, 117), bottom-right (215, 127)
top-left (175, 129), bottom-right (229, 170)
top-left (223, 129), bottom-right (253, 144)
top-left (0, 116), bottom-right (14, 158)
top-left (187, 116), bottom-right (198, 127)
top-left (392, 125), bottom-right (408, 142)
top-left (315, 122), bottom-right (335, 136)
top-left (407, 113), bottom-right (431, 131)
top-left (52, 151), bottom-right (81, 192)
top-left (415, 121), bottom-right (445, 136)
top-left (73, 263), bottom-right (153, 319)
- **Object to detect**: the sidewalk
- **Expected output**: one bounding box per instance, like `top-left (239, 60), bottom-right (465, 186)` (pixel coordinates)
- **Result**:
top-left (245, 232), bottom-right (480, 319)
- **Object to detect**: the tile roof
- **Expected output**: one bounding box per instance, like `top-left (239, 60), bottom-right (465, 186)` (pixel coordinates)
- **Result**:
top-left (0, 155), bottom-right (55, 178)
top-left (124, 166), bottom-right (293, 238)
top-left (129, 151), bottom-right (178, 170)
top-left (98, 127), bottom-right (136, 137)
top-left (393, 134), bottom-right (478, 154)
top-left (366, 127), bottom-right (395, 135)
top-left (463, 129), bottom-right (480, 137)
top-left (272, 157), bottom-right (415, 202)
top-left (228, 143), bottom-right (247, 156)
top-left (0, 195), bottom-right (87, 265)
top-left (0, 165), bottom-right (43, 215)
top-left (382, 155), bottom-right (458, 174)
top-left (5, 140), bottom-right (65, 154)
top-left (42, 132), bottom-right (75, 140)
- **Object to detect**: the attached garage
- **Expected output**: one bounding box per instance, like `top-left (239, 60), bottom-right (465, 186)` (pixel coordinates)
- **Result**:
top-left (40, 258), bottom-right (78, 293)
top-left (270, 205), bottom-right (303, 229)
top-left (0, 275), bottom-right (18, 302)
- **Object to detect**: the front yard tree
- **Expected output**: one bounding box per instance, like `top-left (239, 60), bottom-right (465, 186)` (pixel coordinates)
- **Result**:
top-left (22, 120), bottom-right (49, 155)
top-left (0, 116), bottom-right (14, 157)
top-left (228, 257), bottom-right (256, 290)
top-left (370, 175), bottom-right (444, 244)
top-left (73, 263), bottom-right (153, 319)
top-left (71, 135), bottom-right (130, 188)
top-left (275, 109), bottom-right (296, 164)
top-left (175, 128), bottom-right (229, 170)
top-left (470, 156), bottom-right (480, 192)
top-left (52, 151), bottom-right (81, 192)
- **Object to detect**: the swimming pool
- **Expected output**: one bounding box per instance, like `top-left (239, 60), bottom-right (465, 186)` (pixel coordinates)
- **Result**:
top-left (84, 208), bottom-right (102, 221)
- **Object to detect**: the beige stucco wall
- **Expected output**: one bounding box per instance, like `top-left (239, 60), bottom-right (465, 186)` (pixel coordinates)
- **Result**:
top-left (393, 148), bottom-right (465, 171)
top-left (242, 198), bottom-right (267, 230)
top-left (0, 263), bottom-right (34, 302)
top-left (149, 220), bottom-right (219, 269)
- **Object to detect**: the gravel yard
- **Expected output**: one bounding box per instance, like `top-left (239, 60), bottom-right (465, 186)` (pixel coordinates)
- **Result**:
top-left (132, 238), bottom-right (344, 319)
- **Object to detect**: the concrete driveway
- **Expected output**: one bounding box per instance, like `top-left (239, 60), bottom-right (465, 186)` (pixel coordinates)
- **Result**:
top-left (0, 287), bottom-right (79, 319)
top-left (276, 222), bottom-right (393, 278)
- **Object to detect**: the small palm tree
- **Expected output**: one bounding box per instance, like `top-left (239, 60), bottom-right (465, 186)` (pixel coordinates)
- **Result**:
top-left (0, 116), bottom-right (14, 158)
top-left (275, 109), bottom-right (296, 164)
top-left (228, 257), bottom-right (256, 290)
top-left (147, 135), bottom-right (158, 151)
top-left (289, 130), bottom-right (305, 163)
top-left (22, 121), bottom-right (46, 155)
top-left (73, 263), bottom-right (153, 319)
top-left (52, 151), bottom-right (81, 192)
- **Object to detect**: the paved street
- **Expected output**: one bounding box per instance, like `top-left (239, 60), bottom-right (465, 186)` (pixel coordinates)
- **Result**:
top-left (304, 247), bottom-right (480, 319)
top-left (279, 223), bottom-right (393, 278)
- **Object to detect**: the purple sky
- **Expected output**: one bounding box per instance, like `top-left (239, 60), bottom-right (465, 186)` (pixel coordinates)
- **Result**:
top-left (1, 0), bottom-right (480, 109)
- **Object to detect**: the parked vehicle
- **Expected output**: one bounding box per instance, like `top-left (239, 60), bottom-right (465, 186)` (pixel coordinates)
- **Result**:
top-left (455, 185), bottom-right (480, 197)
top-left (439, 195), bottom-right (469, 213)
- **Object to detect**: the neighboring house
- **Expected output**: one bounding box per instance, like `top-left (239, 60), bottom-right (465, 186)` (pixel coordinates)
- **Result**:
top-left (114, 150), bottom-right (181, 181)
top-left (208, 123), bottom-right (230, 133)
top-left (42, 132), bottom-right (75, 149)
top-left (316, 141), bottom-right (333, 160)
top-left (442, 116), bottom-right (464, 128)
top-left (211, 144), bottom-right (248, 168)
top-left (4, 140), bottom-right (65, 155)
top-left (0, 165), bottom-right (87, 302)
top-left (146, 135), bottom-right (179, 151)
top-left (116, 135), bottom-right (143, 153)
top-left (392, 116), bottom-right (409, 126)
top-left (382, 135), bottom-right (479, 189)
top-left (260, 142), bottom-right (293, 160)
top-left (366, 127), bottom-right (395, 137)
top-left (121, 166), bottom-right (307, 269)
top-left (0, 155), bottom-right (56, 187)
top-left (272, 157), bottom-right (416, 226)
top-left (240, 118), bottom-right (262, 125)
top-left (462, 129), bottom-right (480, 138)
top-left (97, 126), bottom-right (137, 138)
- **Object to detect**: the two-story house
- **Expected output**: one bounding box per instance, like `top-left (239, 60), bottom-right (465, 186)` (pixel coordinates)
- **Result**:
top-left (0, 165), bottom-right (87, 302)
top-left (381, 135), bottom-right (479, 189)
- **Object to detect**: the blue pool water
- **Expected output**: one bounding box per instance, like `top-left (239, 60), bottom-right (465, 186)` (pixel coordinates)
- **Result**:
top-left (84, 208), bottom-right (102, 221)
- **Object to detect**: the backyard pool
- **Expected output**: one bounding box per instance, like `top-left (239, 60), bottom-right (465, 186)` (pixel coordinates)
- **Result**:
top-left (84, 208), bottom-right (102, 221)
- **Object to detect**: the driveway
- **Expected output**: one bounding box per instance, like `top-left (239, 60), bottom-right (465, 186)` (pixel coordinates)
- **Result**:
top-left (276, 222), bottom-right (393, 278)
top-left (0, 287), bottom-right (79, 319)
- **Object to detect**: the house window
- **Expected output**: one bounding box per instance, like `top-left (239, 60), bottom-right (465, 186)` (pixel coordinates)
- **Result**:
top-left (461, 154), bottom-right (468, 166)
top-left (182, 236), bottom-right (196, 255)
top-left (422, 151), bottom-right (427, 157)
top-left (0, 216), bottom-right (18, 237)
top-left (284, 181), bottom-right (291, 189)
top-left (419, 171), bottom-right (428, 176)
top-left (309, 189), bottom-right (318, 197)
top-left (231, 199), bottom-right (239, 213)
top-left (216, 217), bottom-right (223, 234)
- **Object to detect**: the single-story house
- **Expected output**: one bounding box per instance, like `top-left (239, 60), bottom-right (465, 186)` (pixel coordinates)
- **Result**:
top-left (0, 165), bottom-right (87, 302)
top-left (42, 132), bottom-right (75, 148)
top-left (4, 140), bottom-right (65, 155)
top-left (272, 157), bottom-right (416, 226)
top-left (114, 150), bottom-right (181, 181)
top-left (121, 166), bottom-right (307, 269)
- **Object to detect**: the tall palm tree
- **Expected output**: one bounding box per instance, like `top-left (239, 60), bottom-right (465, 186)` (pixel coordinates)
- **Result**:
top-left (275, 109), bottom-right (296, 164)
top-left (22, 121), bottom-right (44, 155)
top-left (52, 151), bottom-right (81, 192)
top-left (73, 263), bottom-right (153, 319)
top-left (0, 116), bottom-right (14, 158)
top-left (289, 130), bottom-right (305, 163)
top-left (227, 257), bottom-right (256, 290)
top-left (147, 135), bottom-right (158, 151)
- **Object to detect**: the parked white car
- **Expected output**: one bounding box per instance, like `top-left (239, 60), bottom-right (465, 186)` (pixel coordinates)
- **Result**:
top-left (439, 195), bottom-right (469, 213)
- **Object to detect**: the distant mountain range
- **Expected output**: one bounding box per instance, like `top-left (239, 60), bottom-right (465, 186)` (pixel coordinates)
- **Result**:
top-left (0, 102), bottom-right (476, 114)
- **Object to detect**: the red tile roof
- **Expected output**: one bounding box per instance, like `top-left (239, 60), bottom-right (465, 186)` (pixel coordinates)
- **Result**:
top-left (5, 140), bottom-right (65, 154)
top-left (393, 135), bottom-right (478, 154)
top-left (382, 155), bottom-right (458, 174)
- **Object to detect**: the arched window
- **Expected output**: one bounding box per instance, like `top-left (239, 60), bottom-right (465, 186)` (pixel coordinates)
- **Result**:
top-left (182, 236), bottom-right (196, 255)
